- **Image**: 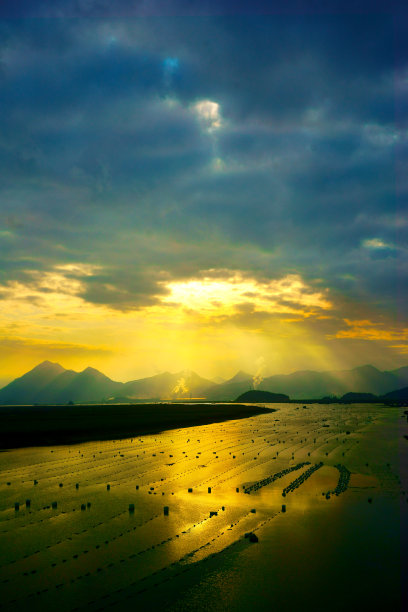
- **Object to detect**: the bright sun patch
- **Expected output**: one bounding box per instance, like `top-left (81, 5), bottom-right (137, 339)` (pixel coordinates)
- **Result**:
top-left (362, 238), bottom-right (391, 249)
top-left (160, 273), bottom-right (332, 318)
top-left (193, 100), bottom-right (222, 130)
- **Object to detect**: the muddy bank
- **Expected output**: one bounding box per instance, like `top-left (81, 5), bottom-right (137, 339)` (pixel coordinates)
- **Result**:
top-left (0, 403), bottom-right (273, 449)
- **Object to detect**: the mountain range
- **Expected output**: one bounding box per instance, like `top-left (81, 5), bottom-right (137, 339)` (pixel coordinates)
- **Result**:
top-left (1, 361), bottom-right (408, 405)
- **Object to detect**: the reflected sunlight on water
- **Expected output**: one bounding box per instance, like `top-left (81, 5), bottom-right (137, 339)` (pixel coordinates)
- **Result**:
top-left (0, 403), bottom-right (407, 611)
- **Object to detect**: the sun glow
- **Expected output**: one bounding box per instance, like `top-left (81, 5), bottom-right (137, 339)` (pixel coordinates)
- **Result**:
top-left (0, 263), bottom-right (405, 385)
top-left (160, 273), bottom-right (332, 318)
top-left (193, 100), bottom-right (222, 130)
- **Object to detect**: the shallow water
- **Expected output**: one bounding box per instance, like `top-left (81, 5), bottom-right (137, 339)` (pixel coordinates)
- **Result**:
top-left (1, 403), bottom-right (407, 611)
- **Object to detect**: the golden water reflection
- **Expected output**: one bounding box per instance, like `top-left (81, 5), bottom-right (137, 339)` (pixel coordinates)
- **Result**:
top-left (0, 403), bottom-right (406, 611)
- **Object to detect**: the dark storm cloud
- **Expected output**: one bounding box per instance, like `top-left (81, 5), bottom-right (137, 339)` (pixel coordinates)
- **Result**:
top-left (0, 5), bottom-right (406, 315)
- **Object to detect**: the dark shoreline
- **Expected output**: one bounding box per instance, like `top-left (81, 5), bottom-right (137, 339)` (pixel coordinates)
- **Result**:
top-left (0, 403), bottom-right (273, 450)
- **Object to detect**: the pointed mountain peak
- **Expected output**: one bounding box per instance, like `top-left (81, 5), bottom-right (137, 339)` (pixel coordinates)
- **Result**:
top-left (226, 370), bottom-right (253, 384)
top-left (31, 361), bottom-right (66, 373)
top-left (80, 366), bottom-right (109, 378)
top-left (353, 364), bottom-right (380, 374)
top-left (78, 366), bottom-right (118, 384)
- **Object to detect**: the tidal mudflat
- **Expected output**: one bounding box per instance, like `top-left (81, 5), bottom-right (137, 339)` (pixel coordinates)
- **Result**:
top-left (1, 403), bottom-right (407, 611)
top-left (0, 403), bottom-right (271, 449)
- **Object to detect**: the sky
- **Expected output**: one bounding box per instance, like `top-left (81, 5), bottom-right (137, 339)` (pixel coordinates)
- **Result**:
top-left (0, 0), bottom-right (407, 384)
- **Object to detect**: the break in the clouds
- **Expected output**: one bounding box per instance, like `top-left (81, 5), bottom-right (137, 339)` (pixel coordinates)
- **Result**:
top-left (0, 1), bottom-right (407, 380)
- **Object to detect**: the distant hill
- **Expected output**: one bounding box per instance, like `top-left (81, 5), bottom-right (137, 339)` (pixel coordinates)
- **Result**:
top-left (35, 369), bottom-right (78, 403)
top-left (1, 361), bottom-right (408, 405)
top-left (383, 386), bottom-right (408, 401)
top-left (0, 361), bottom-right (66, 404)
top-left (204, 365), bottom-right (408, 400)
top-left (0, 363), bottom-right (213, 405)
top-left (121, 370), bottom-right (214, 400)
top-left (202, 370), bottom-right (253, 401)
top-left (256, 365), bottom-right (408, 399)
top-left (340, 392), bottom-right (378, 403)
top-left (55, 367), bottom-right (122, 403)
top-left (205, 380), bottom-right (253, 402)
top-left (225, 370), bottom-right (253, 384)
top-left (0, 361), bottom-right (122, 405)
top-left (235, 390), bottom-right (289, 403)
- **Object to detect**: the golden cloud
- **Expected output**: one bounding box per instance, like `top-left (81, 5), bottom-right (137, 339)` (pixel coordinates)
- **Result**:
top-left (159, 272), bottom-right (332, 319)
top-left (331, 326), bottom-right (408, 342)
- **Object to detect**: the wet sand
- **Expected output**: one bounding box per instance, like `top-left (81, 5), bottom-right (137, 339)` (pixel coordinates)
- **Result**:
top-left (0, 403), bottom-right (407, 611)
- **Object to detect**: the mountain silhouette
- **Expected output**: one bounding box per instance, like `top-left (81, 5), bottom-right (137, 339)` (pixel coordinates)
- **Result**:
top-left (235, 390), bottom-right (289, 403)
top-left (383, 386), bottom-right (408, 401)
top-left (340, 392), bottom-right (378, 403)
top-left (0, 361), bottom-right (66, 404)
top-left (1, 361), bottom-right (408, 404)
top-left (0, 363), bottom-right (213, 404)
top-left (121, 370), bottom-right (214, 400)
top-left (0, 362), bottom-right (121, 405)
top-left (224, 370), bottom-right (253, 384)
top-left (55, 367), bottom-right (122, 403)
top-left (204, 364), bottom-right (408, 400)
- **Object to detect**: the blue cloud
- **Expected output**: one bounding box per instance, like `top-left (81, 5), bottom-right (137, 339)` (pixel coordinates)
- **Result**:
top-left (0, 9), bottom-right (406, 318)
